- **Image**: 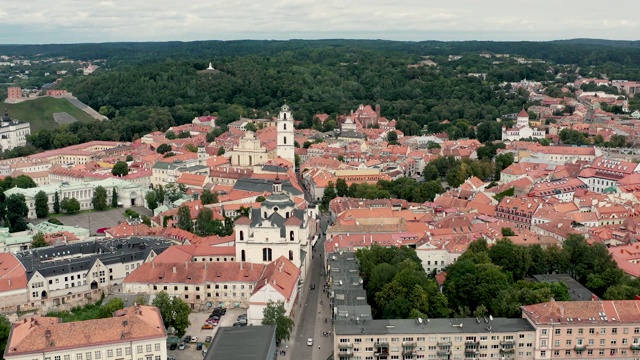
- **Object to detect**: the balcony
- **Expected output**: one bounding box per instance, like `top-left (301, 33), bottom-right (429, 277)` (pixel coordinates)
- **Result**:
top-left (500, 340), bottom-right (515, 346)
top-left (437, 350), bottom-right (451, 356)
top-left (403, 342), bottom-right (417, 348)
top-left (465, 340), bottom-right (479, 345)
top-left (500, 347), bottom-right (516, 354)
top-left (631, 344), bottom-right (640, 351)
top-left (464, 348), bottom-right (478, 354)
top-left (437, 341), bottom-right (452, 347)
top-left (575, 345), bottom-right (587, 351)
top-left (338, 349), bottom-right (354, 357)
top-left (340, 343), bottom-right (353, 348)
top-left (375, 342), bottom-right (389, 348)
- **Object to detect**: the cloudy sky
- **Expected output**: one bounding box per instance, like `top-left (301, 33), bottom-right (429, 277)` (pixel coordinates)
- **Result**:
top-left (0, 0), bottom-right (638, 44)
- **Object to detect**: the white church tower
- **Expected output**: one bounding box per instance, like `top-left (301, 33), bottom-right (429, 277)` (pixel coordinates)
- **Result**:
top-left (277, 103), bottom-right (295, 170)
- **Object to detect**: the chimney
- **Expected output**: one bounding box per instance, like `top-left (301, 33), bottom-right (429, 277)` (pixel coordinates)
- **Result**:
top-left (240, 261), bottom-right (243, 270)
top-left (560, 306), bottom-right (565, 317)
top-left (173, 266), bottom-right (176, 273)
top-left (250, 262), bottom-right (253, 271)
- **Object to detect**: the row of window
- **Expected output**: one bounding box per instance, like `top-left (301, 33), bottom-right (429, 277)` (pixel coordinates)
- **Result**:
top-left (41, 343), bottom-right (162, 360)
top-left (541, 327), bottom-right (640, 336)
top-left (153, 284), bottom-right (252, 291)
top-left (542, 337), bottom-right (639, 346)
top-left (541, 349), bottom-right (638, 357)
top-left (341, 334), bottom-right (530, 343)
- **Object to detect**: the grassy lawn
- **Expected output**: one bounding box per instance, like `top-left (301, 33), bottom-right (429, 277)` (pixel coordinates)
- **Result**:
top-left (5, 97), bottom-right (97, 133)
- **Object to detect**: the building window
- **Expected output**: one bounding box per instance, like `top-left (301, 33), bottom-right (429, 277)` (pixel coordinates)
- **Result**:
top-left (289, 250), bottom-right (294, 261)
top-left (155, 343), bottom-right (161, 351)
top-left (146, 344), bottom-right (152, 352)
top-left (262, 248), bottom-right (272, 261)
top-left (106, 350), bottom-right (113, 358)
top-left (241, 250), bottom-right (246, 262)
top-left (239, 231), bottom-right (244, 241)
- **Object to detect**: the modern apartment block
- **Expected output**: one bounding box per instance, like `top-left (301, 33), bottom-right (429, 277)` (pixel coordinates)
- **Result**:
top-left (333, 317), bottom-right (536, 360)
top-left (3, 305), bottom-right (167, 360)
top-left (522, 299), bottom-right (640, 360)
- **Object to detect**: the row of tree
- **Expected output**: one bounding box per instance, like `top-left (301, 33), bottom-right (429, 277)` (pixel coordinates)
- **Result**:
top-left (357, 234), bottom-right (636, 320)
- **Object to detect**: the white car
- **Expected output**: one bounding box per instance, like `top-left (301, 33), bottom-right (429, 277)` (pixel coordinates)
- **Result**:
top-left (307, 338), bottom-right (313, 346)
top-left (191, 336), bottom-right (198, 343)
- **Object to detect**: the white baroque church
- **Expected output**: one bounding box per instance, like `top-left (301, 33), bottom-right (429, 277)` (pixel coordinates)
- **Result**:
top-left (501, 109), bottom-right (545, 142)
top-left (233, 177), bottom-right (314, 280)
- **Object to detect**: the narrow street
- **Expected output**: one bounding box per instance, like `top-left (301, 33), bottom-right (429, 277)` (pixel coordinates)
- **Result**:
top-left (279, 215), bottom-right (333, 360)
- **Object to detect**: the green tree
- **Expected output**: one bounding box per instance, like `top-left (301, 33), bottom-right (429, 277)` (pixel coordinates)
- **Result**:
top-left (0, 314), bottom-right (10, 358)
top-left (53, 191), bottom-right (60, 214)
top-left (111, 161), bottom-right (129, 176)
top-left (154, 185), bottom-right (165, 204)
top-left (200, 189), bottom-right (218, 205)
top-left (48, 217), bottom-right (63, 225)
top-left (100, 298), bottom-right (125, 318)
top-left (6, 193), bottom-right (29, 232)
top-left (13, 175), bottom-right (37, 189)
top-left (152, 291), bottom-right (191, 337)
top-left (31, 232), bottom-right (48, 248)
top-left (217, 146), bottom-right (225, 156)
top-left (65, 198), bottom-right (81, 214)
top-left (321, 181), bottom-right (337, 210)
top-left (111, 189), bottom-right (118, 208)
top-left (488, 238), bottom-right (533, 281)
top-left (156, 143), bottom-right (173, 154)
top-left (165, 130), bottom-right (177, 140)
top-left (387, 130), bottom-right (399, 144)
top-left (126, 154), bottom-right (134, 161)
top-left (34, 190), bottom-right (49, 218)
top-left (92, 186), bottom-right (108, 211)
top-left (501, 227), bottom-right (515, 236)
top-left (262, 300), bottom-right (294, 346)
top-left (422, 163), bottom-right (439, 181)
top-left (145, 191), bottom-right (158, 210)
top-left (335, 178), bottom-right (349, 197)
top-left (177, 205), bottom-right (193, 232)
top-left (195, 207), bottom-right (214, 236)
top-left (256, 195), bottom-right (266, 202)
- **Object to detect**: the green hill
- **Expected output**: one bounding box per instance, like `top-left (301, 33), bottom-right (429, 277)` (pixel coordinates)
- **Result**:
top-left (4, 97), bottom-right (97, 134)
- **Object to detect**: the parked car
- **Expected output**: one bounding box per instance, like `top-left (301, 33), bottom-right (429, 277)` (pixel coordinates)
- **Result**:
top-left (168, 357), bottom-right (176, 360)
top-left (236, 314), bottom-right (247, 320)
top-left (202, 324), bottom-right (213, 330)
top-left (307, 338), bottom-right (314, 346)
top-left (169, 343), bottom-right (177, 350)
top-left (233, 321), bottom-right (247, 327)
top-left (178, 343), bottom-right (186, 350)
top-left (183, 335), bottom-right (191, 343)
top-left (196, 343), bottom-right (203, 351)
top-left (309, 284), bottom-right (316, 290)
top-left (205, 336), bottom-right (212, 343)
top-left (210, 315), bottom-right (220, 321)
top-left (191, 336), bottom-right (198, 343)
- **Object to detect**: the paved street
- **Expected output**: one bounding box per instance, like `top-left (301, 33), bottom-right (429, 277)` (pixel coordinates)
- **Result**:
top-left (30, 206), bottom-right (152, 235)
top-left (279, 215), bottom-right (332, 360)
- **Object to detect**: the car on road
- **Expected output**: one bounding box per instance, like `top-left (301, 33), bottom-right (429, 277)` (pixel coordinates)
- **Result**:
top-left (205, 336), bottom-right (212, 343)
top-left (191, 336), bottom-right (198, 343)
top-left (178, 343), bottom-right (186, 350)
top-left (309, 284), bottom-right (315, 290)
top-left (307, 338), bottom-right (313, 346)
top-left (169, 343), bottom-right (177, 351)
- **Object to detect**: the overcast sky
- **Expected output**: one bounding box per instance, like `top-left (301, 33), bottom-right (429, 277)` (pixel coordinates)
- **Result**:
top-left (0, 0), bottom-right (638, 44)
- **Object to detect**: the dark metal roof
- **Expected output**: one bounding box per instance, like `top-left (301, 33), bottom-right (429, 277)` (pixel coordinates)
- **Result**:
top-left (206, 325), bottom-right (276, 360)
top-left (233, 178), bottom-right (302, 196)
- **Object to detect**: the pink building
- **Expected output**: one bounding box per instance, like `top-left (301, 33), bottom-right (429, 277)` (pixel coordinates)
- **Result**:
top-left (7, 87), bottom-right (21, 99)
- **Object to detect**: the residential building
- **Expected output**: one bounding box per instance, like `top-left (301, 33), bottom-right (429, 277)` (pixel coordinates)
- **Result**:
top-left (496, 197), bottom-right (544, 230)
top-left (528, 179), bottom-right (588, 202)
top-left (333, 317), bottom-right (535, 360)
top-left (248, 256), bottom-right (300, 325)
top-left (3, 305), bottom-right (167, 360)
top-left (578, 157), bottom-right (640, 193)
top-left (522, 299), bottom-right (640, 360)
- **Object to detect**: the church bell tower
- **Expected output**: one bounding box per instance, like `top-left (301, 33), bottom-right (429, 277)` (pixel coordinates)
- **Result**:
top-left (277, 103), bottom-right (295, 170)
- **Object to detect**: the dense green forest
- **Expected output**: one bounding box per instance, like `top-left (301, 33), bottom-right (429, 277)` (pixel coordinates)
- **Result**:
top-left (357, 235), bottom-right (638, 320)
top-left (2, 39), bottom-right (640, 159)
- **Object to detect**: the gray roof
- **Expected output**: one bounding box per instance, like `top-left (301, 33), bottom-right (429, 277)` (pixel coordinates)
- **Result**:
top-left (15, 237), bottom-right (173, 280)
top-left (151, 162), bottom-right (180, 170)
top-left (233, 178), bottom-right (302, 196)
top-left (206, 325), bottom-right (276, 360)
top-left (261, 193), bottom-right (295, 209)
top-left (261, 164), bottom-right (289, 173)
top-left (335, 317), bottom-right (535, 336)
top-left (532, 274), bottom-right (596, 301)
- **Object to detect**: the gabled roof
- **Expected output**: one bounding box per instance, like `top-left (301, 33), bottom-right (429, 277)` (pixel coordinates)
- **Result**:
top-left (252, 256), bottom-right (300, 301)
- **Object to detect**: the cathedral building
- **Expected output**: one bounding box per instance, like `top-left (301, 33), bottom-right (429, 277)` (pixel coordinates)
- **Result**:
top-left (233, 177), bottom-right (314, 280)
top-left (501, 109), bottom-right (545, 142)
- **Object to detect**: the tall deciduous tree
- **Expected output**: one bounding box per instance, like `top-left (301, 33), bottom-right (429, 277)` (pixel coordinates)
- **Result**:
top-left (111, 189), bottom-right (118, 208)
top-left (146, 191), bottom-right (158, 210)
top-left (152, 291), bottom-right (191, 337)
top-left (64, 198), bottom-right (81, 214)
top-left (92, 186), bottom-right (108, 211)
top-left (111, 161), bottom-right (129, 176)
top-left (262, 301), bottom-right (294, 346)
top-left (13, 175), bottom-right (37, 189)
top-left (34, 190), bottom-right (49, 218)
top-left (177, 205), bottom-right (193, 232)
top-left (200, 189), bottom-right (218, 205)
top-left (335, 178), bottom-right (349, 197)
top-left (6, 193), bottom-right (29, 232)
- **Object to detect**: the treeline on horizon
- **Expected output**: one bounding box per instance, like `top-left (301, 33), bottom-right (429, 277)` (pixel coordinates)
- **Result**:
top-left (1, 38), bottom-right (640, 66)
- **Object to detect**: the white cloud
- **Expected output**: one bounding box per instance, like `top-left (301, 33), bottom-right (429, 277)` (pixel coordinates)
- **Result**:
top-left (0, 0), bottom-right (638, 43)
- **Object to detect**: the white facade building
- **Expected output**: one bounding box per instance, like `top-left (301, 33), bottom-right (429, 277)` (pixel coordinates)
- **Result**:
top-left (276, 104), bottom-right (295, 171)
top-left (502, 109), bottom-right (545, 142)
top-left (0, 113), bottom-right (30, 151)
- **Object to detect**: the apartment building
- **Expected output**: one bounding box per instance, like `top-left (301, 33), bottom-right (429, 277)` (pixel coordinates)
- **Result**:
top-left (3, 305), bottom-right (166, 360)
top-left (522, 299), bottom-right (640, 360)
top-left (495, 197), bottom-right (544, 230)
top-left (333, 317), bottom-right (536, 360)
